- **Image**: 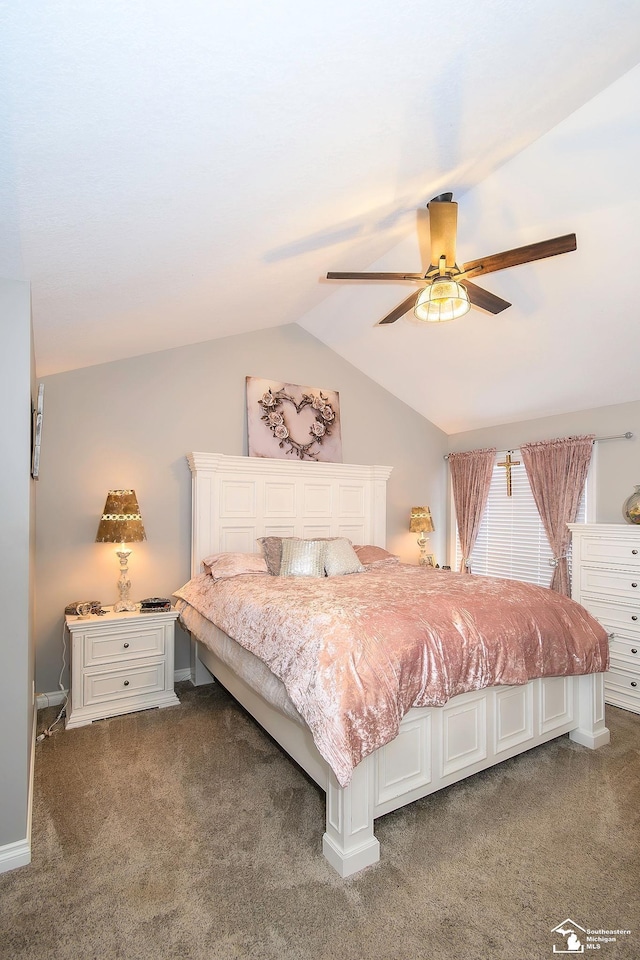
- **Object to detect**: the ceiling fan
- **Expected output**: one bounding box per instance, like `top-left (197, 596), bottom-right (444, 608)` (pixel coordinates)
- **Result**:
top-left (326, 193), bottom-right (576, 325)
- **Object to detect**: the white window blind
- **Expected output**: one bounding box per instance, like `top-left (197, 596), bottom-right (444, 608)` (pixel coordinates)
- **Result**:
top-left (454, 449), bottom-right (586, 587)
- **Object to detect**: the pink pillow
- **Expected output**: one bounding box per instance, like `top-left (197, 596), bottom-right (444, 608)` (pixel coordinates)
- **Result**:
top-left (202, 552), bottom-right (268, 580)
top-left (353, 545), bottom-right (399, 566)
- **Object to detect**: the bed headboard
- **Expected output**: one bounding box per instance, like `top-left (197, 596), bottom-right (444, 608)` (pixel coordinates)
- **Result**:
top-left (187, 453), bottom-right (393, 577)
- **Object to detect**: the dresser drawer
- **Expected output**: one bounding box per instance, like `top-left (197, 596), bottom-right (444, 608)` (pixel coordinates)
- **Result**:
top-left (83, 660), bottom-right (166, 706)
top-left (605, 665), bottom-right (640, 713)
top-left (584, 599), bottom-right (640, 640)
top-left (83, 623), bottom-right (166, 667)
top-left (577, 535), bottom-right (640, 570)
top-left (609, 637), bottom-right (640, 670)
top-left (580, 567), bottom-right (640, 603)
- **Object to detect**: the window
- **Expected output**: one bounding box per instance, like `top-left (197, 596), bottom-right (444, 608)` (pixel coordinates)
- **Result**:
top-left (453, 449), bottom-right (590, 587)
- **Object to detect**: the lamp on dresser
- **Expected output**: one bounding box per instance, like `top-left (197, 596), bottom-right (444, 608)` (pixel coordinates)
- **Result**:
top-left (96, 489), bottom-right (146, 612)
top-left (410, 506), bottom-right (435, 566)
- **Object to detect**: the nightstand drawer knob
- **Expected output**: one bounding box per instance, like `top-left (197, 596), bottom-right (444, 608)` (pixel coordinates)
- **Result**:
top-left (633, 549), bottom-right (638, 555)
top-left (633, 616), bottom-right (639, 621)
top-left (631, 681), bottom-right (637, 688)
top-left (123, 680), bottom-right (130, 687)
top-left (632, 649), bottom-right (638, 655)
top-left (632, 583), bottom-right (638, 589)
top-left (123, 642), bottom-right (130, 648)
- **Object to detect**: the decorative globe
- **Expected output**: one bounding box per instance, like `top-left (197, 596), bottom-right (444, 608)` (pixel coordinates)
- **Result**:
top-left (623, 485), bottom-right (640, 524)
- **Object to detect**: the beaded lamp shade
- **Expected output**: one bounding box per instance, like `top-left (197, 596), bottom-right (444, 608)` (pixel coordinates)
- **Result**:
top-left (409, 506), bottom-right (434, 535)
top-left (96, 490), bottom-right (146, 543)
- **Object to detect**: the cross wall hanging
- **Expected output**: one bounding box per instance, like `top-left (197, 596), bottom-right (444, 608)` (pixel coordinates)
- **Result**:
top-left (497, 451), bottom-right (521, 497)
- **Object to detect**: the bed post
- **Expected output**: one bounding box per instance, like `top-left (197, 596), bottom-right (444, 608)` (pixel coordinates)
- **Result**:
top-left (569, 673), bottom-right (610, 749)
top-left (322, 756), bottom-right (380, 877)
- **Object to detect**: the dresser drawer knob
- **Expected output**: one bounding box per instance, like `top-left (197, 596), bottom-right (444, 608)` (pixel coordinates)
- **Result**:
top-left (632, 583), bottom-right (638, 589)
top-left (632, 649), bottom-right (638, 655)
top-left (123, 642), bottom-right (130, 649)
top-left (633, 549), bottom-right (638, 555)
top-left (633, 616), bottom-right (639, 621)
top-left (123, 680), bottom-right (130, 687)
top-left (631, 681), bottom-right (637, 688)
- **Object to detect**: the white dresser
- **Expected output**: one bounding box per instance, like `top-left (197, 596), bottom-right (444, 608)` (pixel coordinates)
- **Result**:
top-left (569, 523), bottom-right (640, 715)
top-left (66, 607), bottom-right (180, 729)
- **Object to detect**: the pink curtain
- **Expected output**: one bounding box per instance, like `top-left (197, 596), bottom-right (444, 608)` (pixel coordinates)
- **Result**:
top-left (449, 448), bottom-right (496, 573)
top-left (520, 435), bottom-right (595, 595)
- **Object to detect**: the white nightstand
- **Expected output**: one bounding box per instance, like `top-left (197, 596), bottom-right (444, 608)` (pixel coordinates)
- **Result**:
top-left (65, 606), bottom-right (180, 729)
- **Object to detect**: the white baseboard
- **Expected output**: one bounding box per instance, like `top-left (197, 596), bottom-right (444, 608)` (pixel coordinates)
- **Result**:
top-left (0, 703), bottom-right (35, 875)
top-left (0, 837), bottom-right (31, 874)
top-left (174, 667), bottom-right (191, 682)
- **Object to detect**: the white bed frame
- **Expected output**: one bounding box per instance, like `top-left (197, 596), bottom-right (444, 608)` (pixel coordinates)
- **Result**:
top-left (186, 452), bottom-right (610, 877)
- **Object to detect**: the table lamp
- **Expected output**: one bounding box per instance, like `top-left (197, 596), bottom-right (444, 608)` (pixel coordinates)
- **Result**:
top-left (96, 489), bottom-right (146, 612)
top-left (409, 506), bottom-right (434, 566)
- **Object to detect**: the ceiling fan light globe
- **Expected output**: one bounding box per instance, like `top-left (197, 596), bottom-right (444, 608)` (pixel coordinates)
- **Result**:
top-left (414, 279), bottom-right (470, 323)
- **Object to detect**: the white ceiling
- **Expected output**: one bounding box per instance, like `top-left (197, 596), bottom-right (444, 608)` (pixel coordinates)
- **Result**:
top-left (3, 1), bottom-right (640, 433)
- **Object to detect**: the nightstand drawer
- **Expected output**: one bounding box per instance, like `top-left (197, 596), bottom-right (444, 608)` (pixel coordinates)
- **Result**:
top-left (585, 599), bottom-right (640, 640)
top-left (577, 536), bottom-right (640, 570)
top-left (83, 661), bottom-right (166, 706)
top-left (84, 624), bottom-right (166, 667)
top-left (580, 567), bottom-right (640, 602)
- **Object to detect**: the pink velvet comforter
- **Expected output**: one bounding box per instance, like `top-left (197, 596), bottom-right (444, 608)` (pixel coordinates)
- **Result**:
top-left (174, 565), bottom-right (609, 786)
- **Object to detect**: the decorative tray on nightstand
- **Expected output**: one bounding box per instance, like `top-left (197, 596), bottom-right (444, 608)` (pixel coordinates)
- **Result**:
top-left (139, 597), bottom-right (173, 612)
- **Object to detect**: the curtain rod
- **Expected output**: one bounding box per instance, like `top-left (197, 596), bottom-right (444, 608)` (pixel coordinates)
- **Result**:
top-left (443, 432), bottom-right (633, 460)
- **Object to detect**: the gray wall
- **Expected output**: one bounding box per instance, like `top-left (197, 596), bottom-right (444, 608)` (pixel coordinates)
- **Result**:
top-left (448, 399), bottom-right (640, 524)
top-left (0, 277), bottom-right (34, 849)
top-left (35, 323), bottom-right (447, 693)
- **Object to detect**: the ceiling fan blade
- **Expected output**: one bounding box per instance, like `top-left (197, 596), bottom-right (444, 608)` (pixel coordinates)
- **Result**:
top-left (463, 280), bottom-right (511, 314)
top-left (428, 194), bottom-right (458, 269)
top-left (377, 290), bottom-right (421, 325)
top-left (327, 271), bottom-right (424, 281)
top-left (462, 233), bottom-right (577, 280)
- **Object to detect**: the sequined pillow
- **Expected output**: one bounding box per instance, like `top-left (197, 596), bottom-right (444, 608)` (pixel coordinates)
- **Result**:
top-left (324, 539), bottom-right (365, 576)
top-left (279, 539), bottom-right (327, 577)
top-left (259, 535), bottom-right (348, 575)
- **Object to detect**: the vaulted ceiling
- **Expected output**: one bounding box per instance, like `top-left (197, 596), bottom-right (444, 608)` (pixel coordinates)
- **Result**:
top-left (3, 1), bottom-right (640, 432)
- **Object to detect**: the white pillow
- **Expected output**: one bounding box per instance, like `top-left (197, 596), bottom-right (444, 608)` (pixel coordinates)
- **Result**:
top-left (324, 539), bottom-right (365, 577)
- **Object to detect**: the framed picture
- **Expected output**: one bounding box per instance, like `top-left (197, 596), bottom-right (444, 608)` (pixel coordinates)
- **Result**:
top-left (31, 383), bottom-right (44, 479)
top-left (246, 376), bottom-right (343, 462)
top-left (420, 553), bottom-right (436, 568)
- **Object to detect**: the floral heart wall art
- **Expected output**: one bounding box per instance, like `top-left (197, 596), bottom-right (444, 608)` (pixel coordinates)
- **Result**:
top-left (246, 377), bottom-right (343, 462)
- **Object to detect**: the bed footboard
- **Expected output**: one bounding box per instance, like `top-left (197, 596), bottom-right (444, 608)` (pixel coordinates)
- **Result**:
top-left (568, 672), bottom-right (610, 749)
top-left (323, 672), bottom-right (609, 877)
top-left (323, 760), bottom-right (381, 876)
top-left (328, 672), bottom-right (609, 875)
top-left (194, 633), bottom-right (609, 878)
